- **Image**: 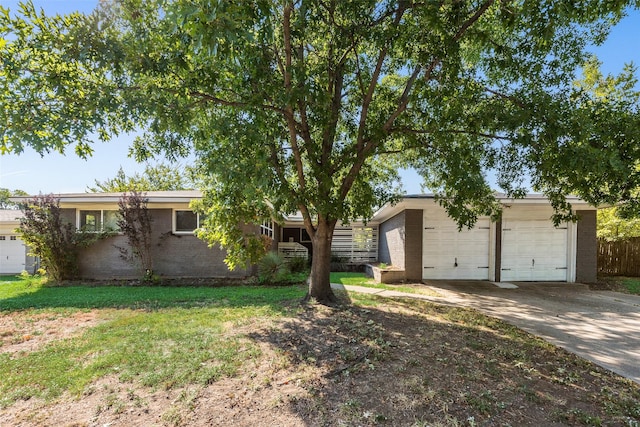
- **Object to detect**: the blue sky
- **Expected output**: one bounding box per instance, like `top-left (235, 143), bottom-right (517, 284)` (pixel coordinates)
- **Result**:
top-left (1, 1), bottom-right (639, 195)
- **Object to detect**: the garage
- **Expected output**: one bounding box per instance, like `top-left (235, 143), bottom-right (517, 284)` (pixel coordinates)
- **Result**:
top-left (422, 210), bottom-right (492, 280)
top-left (0, 234), bottom-right (26, 274)
top-left (500, 206), bottom-right (573, 282)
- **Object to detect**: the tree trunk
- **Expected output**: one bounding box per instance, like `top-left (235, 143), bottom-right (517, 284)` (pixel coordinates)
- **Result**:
top-left (307, 218), bottom-right (338, 304)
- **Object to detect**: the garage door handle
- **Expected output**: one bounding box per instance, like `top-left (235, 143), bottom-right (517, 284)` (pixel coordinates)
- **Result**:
top-left (556, 267), bottom-right (567, 270)
top-left (454, 257), bottom-right (458, 267)
top-left (477, 266), bottom-right (489, 269)
top-left (532, 259), bottom-right (535, 267)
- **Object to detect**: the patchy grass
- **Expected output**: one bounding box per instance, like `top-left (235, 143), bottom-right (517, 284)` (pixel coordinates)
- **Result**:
top-left (0, 279), bottom-right (306, 409)
top-left (330, 272), bottom-right (440, 296)
top-left (1, 278), bottom-right (639, 426)
top-left (596, 276), bottom-right (640, 295)
top-left (621, 277), bottom-right (640, 294)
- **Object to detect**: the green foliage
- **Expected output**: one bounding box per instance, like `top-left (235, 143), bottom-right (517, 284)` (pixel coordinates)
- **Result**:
top-left (257, 252), bottom-right (290, 284)
top-left (116, 191), bottom-right (154, 279)
top-left (597, 207), bottom-right (640, 241)
top-left (17, 194), bottom-right (110, 282)
top-left (2, 0), bottom-right (639, 296)
top-left (286, 255), bottom-right (309, 274)
top-left (87, 162), bottom-right (197, 192)
top-left (0, 187), bottom-right (27, 209)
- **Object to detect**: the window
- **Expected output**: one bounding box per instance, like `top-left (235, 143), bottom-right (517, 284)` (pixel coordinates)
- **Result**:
top-left (260, 220), bottom-right (274, 239)
top-left (0, 236), bottom-right (5, 241)
top-left (10, 236), bottom-right (17, 241)
top-left (79, 210), bottom-right (120, 232)
top-left (174, 210), bottom-right (199, 233)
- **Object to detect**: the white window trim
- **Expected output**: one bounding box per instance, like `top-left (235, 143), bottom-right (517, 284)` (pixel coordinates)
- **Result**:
top-left (173, 209), bottom-right (200, 234)
top-left (260, 220), bottom-right (274, 239)
top-left (76, 209), bottom-right (120, 233)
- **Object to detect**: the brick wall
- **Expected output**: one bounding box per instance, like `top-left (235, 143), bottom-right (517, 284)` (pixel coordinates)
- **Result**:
top-left (77, 208), bottom-right (252, 279)
top-left (378, 211), bottom-right (406, 268)
top-left (576, 210), bottom-right (597, 283)
top-left (404, 209), bottom-right (423, 281)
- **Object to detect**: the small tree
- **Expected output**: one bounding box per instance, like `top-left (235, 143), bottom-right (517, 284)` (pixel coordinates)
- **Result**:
top-left (18, 194), bottom-right (100, 282)
top-left (116, 191), bottom-right (154, 280)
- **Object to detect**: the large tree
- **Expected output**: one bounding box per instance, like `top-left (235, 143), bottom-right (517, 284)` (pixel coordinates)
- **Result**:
top-left (2, 1), bottom-right (640, 302)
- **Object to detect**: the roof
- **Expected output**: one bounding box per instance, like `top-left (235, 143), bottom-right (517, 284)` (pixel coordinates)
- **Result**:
top-left (7, 191), bottom-right (596, 225)
top-left (372, 193), bottom-right (597, 223)
top-left (11, 191), bottom-right (202, 204)
top-left (0, 209), bottom-right (24, 222)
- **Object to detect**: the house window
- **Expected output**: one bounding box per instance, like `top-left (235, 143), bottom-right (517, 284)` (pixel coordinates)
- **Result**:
top-left (10, 236), bottom-right (17, 241)
top-left (260, 220), bottom-right (274, 239)
top-left (79, 210), bottom-right (120, 232)
top-left (174, 210), bottom-right (199, 233)
top-left (0, 236), bottom-right (5, 241)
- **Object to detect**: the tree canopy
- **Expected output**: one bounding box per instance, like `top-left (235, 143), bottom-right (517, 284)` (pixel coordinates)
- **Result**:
top-left (87, 162), bottom-right (197, 192)
top-left (2, 0), bottom-right (640, 301)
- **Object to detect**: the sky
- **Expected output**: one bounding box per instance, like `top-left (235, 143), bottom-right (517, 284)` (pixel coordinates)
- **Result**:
top-left (1, 1), bottom-right (639, 195)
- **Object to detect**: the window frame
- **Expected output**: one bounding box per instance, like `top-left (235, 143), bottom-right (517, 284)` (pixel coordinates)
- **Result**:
top-left (173, 209), bottom-right (200, 234)
top-left (77, 209), bottom-right (120, 233)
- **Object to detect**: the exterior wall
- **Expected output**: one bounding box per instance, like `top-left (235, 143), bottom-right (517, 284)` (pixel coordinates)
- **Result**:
top-left (404, 209), bottom-right (423, 281)
top-left (378, 211), bottom-right (406, 268)
top-left (576, 210), bottom-right (598, 283)
top-left (77, 208), bottom-right (252, 279)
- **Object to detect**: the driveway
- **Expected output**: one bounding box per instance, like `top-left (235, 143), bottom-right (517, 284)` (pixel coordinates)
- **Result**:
top-left (336, 281), bottom-right (640, 384)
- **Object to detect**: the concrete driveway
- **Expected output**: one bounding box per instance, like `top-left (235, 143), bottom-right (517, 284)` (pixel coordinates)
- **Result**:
top-left (423, 281), bottom-right (640, 384)
top-left (335, 281), bottom-right (640, 384)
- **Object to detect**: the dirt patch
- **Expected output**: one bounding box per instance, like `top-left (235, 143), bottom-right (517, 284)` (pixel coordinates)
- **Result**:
top-left (1, 297), bottom-right (639, 426)
top-left (0, 310), bottom-right (103, 354)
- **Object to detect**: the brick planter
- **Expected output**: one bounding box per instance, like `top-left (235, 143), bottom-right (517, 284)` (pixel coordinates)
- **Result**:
top-left (365, 264), bottom-right (406, 284)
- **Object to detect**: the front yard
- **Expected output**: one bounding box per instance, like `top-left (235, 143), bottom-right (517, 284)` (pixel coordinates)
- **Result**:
top-left (1, 276), bottom-right (639, 426)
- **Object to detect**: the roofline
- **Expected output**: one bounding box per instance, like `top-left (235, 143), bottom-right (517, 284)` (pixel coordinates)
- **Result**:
top-left (10, 191), bottom-right (203, 205)
top-left (371, 193), bottom-right (597, 224)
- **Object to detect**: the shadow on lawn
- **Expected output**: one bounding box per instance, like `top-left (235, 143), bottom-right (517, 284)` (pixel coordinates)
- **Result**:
top-left (0, 281), bottom-right (307, 312)
top-left (247, 294), bottom-right (640, 426)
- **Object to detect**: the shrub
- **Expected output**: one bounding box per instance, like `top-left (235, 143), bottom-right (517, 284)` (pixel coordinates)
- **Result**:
top-left (116, 191), bottom-right (154, 280)
top-left (18, 194), bottom-right (109, 282)
top-left (258, 252), bottom-right (290, 284)
top-left (286, 255), bottom-right (309, 273)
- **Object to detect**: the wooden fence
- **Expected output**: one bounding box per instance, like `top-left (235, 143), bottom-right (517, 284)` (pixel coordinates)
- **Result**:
top-left (598, 237), bottom-right (640, 276)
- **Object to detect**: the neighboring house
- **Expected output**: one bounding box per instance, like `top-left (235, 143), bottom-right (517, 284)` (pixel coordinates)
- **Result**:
top-left (0, 209), bottom-right (36, 274)
top-left (3, 191), bottom-right (598, 283)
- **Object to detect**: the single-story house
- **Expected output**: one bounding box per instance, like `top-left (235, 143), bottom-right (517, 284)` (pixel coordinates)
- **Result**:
top-left (3, 191), bottom-right (597, 283)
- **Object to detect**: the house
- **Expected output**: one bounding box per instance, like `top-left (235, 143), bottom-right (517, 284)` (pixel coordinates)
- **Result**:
top-left (3, 191), bottom-right (597, 283)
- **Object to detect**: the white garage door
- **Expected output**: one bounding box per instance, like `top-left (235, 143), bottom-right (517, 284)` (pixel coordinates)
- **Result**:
top-left (0, 235), bottom-right (26, 274)
top-left (501, 220), bottom-right (568, 281)
top-left (422, 212), bottom-right (491, 280)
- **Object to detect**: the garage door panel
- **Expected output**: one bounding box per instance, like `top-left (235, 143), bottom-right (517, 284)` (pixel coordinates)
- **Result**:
top-left (423, 215), bottom-right (490, 280)
top-left (501, 220), bottom-right (567, 282)
top-left (0, 236), bottom-right (26, 274)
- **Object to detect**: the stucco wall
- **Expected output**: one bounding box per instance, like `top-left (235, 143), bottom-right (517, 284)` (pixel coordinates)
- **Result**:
top-left (75, 208), bottom-right (252, 279)
top-left (378, 211), bottom-right (406, 268)
top-left (576, 210), bottom-right (597, 283)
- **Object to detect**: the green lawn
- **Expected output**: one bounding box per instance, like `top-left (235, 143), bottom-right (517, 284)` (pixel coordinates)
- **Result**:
top-left (330, 272), bottom-right (440, 296)
top-left (0, 277), bottom-right (305, 408)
